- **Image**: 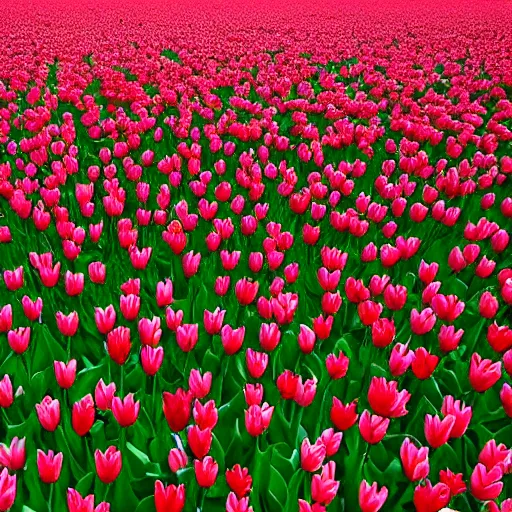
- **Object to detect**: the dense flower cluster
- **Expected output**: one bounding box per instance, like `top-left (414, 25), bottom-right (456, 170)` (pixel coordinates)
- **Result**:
top-left (0, 0), bottom-right (511, 510)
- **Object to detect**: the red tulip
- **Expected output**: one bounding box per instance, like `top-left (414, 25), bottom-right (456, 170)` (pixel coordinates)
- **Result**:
top-left (400, 438), bottom-right (429, 482)
top-left (358, 300), bottom-right (383, 326)
top-left (226, 464), bottom-right (252, 498)
top-left (176, 324), bottom-right (199, 352)
top-left (505, 349), bottom-right (512, 376)
top-left (246, 349), bottom-right (268, 378)
top-left (325, 351), bottom-right (349, 379)
top-left (65, 271), bottom-right (84, 296)
top-left (248, 252), bottom-right (264, 273)
top-left (3, 267), bottom-right (23, 291)
top-left (431, 294), bottom-right (465, 322)
top-left (298, 500), bottom-right (326, 512)
top-left (501, 382), bottom-right (512, 417)
top-left (424, 414), bottom-right (455, 448)
top-left (383, 284), bottom-right (407, 310)
top-left (156, 279), bottom-right (174, 308)
top-left (165, 308), bottom-right (183, 331)
top-left (448, 247), bottom-right (467, 273)
top-left (0, 437), bottom-right (26, 471)
top-left (312, 315), bottom-right (333, 339)
top-left (193, 400), bottom-right (218, 430)
top-left (163, 389), bottom-right (192, 432)
top-left (0, 468), bottom-right (16, 512)
top-left (95, 446), bottom-right (122, 484)
top-left (389, 343), bottom-right (414, 376)
top-left (221, 325), bottom-right (245, 355)
top-left (214, 276), bottom-right (230, 296)
top-left (330, 398), bottom-right (358, 431)
top-left (112, 394), bottom-right (140, 427)
top-left (37, 450), bottom-right (63, 484)
top-left (187, 426), bottom-right (212, 459)
top-left (478, 439), bottom-right (511, 473)
top-left (154, 481), bottom-right (185, 512)
top-left (120, 294), bottom-right (140, 321)
top-left (438, 325), bottom-right (464, 352)
top-left (410, 308), bottom-right (436, 335)
top-left (439, 469), bottom-right (466, 496)
top-left (56, 311), bottom-right (79, 336)
top-left (441, 396), bottom-right (472, 437)
top-left (182, 251), bottom-right (201, 278)
top-left (259, 323), bottom-right (281, 351)
top-left (359, 410), bottom-right (389, 444)
top-left (319, 428), bottom-right (342, 457)
top-left (95, 380), bottom-right (116, 411)
top-left (36, 396), bottom-right (60, 431)
top-left (8, 327), bottom-right (31, 354)
top-left (294, 377), bottom-right (317, 407)
top-left (138, 316), bottom-right (162, 347)
top-left (411, 347), bottom-right (438, 379)
top-left (107, 326), bottom-right (131, 365)
top-left (203, 307), bottom-right (226, 335)
top-left (359, 480), bottom-right (388, 512)
top-left (486, 500), bottom-right (512, 512)
top-left (168, 448), bottom-right (188, 472)
top-left (54, 360), bottom-right (76, 389)
top-left (311, 461), bottom-right (339, 505)
top-left (235, 278), bottom-right (259, 305)
top-left (371, 318), bottom-right (395, 348)
top-left (0, 375), bottom-right (13, 409)
top-left (469, 353), bottom-right (502, 392)
top-left (188, 370), bottom-right (212, 399)
top-left (487, 323), bottom-right (512, 353)
top-left (244, 384), bottom-right (263, 406)
top-left (0, 308), bottom-right (13, 334)
top-left (194, 456), bottom-right (218, 488)
top-left (475, 256), bottom-right (496, 278)
top-left (470, 463), bottom-right (503, 501)
top-left (72, 394), bottom-right (95, 436)
top-left (21, 296), bottom-right (43, 322)
top-left (94, 306), bottom-right (116, 335)
top-left (413, 480), bottom-right (450, 512)
top-left (140, 346), bottom-right (164, 376)
top-left (245, 403), bottom-right (273, 436)
top-left (418, 260), bottom-right (439, 284)
top-left (367, 377), bottom-right (410, 418)
top-left (277, 370), bottom-right (300, 400)
top-left (321, 292), bottom-right (342, 315)
top-left (301, 437), bottom-right (326, 472)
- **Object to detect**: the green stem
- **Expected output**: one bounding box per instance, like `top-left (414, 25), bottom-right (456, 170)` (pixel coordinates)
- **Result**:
top-left (67, 336), bottom-right (71, 360)
top-left (120, 364), bottom-right (124, 396)
top-left (1, 408), bottom-right (9, 426)
top-left (362, 443), bottom-right (370, 466)
top-left (48, 484), bottom-right (53, 512)
top-left (102, 483), bottom-right (110, 503)
top-left (119, 426), bottom-right (127, 454)
top-left (152, 375), bottom-right (158, 418)
top-left (198, 488), bottom-right (207, 511)
top-left (385, 433), bottom-right (423, 446)
top-left (22, 353), bottom-right (31, 382)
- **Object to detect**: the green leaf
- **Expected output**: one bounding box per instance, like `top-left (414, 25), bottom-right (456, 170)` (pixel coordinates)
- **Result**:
top-left (75, 472), bottom-right (94, 495)
top-left (266, 465), bottom-right (288, 509)
top-left (113, 467), bottom-right (139, 511)
top-left (134, 496), bottom-right (155, 512)
top-left (284, 470), bottom-right (304, 512)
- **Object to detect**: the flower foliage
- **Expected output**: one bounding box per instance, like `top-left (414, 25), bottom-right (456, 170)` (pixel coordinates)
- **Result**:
top-left (0, 0), bottom-right (511, 511)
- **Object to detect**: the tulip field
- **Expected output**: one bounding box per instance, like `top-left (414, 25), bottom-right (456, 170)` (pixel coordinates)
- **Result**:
top-left (1, 0), bottom-right (512, 510)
